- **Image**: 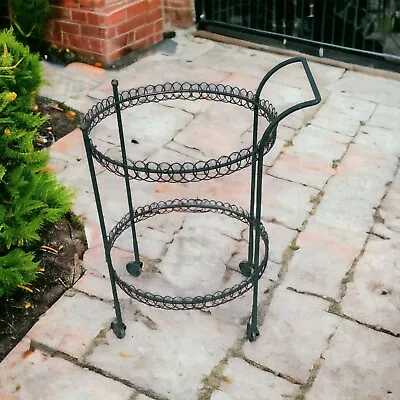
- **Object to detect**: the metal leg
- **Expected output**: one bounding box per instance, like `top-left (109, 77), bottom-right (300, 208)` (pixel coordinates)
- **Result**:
top-left (112, 80), bottom-right (143, 277)
top-left (241, 103), bottom-right (260, 279)
top-left (247, 148), bottom-right (265, 342)
top-left (81, 127), bottom-right (126, 339)
top-left (247, 262), bottom-right (260, 341)
top-left (107, 250), bottom-right (126, 339)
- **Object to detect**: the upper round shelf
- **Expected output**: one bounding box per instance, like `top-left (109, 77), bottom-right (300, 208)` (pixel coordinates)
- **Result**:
top-left (81, 82), bottom-right (278, 183)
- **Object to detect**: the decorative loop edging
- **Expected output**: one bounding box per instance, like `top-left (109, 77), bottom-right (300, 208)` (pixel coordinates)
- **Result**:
top-left (108, 199), bottom-right (269, 310)
top-left (81, 82), bottom-right (278, 183)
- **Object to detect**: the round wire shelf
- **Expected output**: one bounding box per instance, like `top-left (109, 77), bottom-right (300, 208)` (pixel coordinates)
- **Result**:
top-left (107, 198), bottom-right (269, 310)
top-left (81, 82), bottom-right (278, 183)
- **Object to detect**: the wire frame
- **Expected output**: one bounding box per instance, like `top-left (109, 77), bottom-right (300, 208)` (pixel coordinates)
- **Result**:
top-left (108, 198), bottom-right (269, 310)
top-left (80, 56), bottom-right (321, 341)
top-left (81, 82), bottom-right (278, 183)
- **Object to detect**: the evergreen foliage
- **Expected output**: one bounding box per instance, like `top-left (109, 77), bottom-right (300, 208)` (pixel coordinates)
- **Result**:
top-left (0, 29), bottom-right (73, 297)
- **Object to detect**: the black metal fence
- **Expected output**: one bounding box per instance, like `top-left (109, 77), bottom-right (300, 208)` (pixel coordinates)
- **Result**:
top-left (196, 0), bottom-right (400, 66)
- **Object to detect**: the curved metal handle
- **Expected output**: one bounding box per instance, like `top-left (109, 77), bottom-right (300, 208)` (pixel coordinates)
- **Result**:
top-left (257, 56), bottom-right (321, 148)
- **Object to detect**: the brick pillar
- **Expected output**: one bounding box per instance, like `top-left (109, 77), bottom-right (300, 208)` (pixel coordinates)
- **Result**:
top-left (163, 0), bottom-right (195, 29)
top-left (47, 0), bottom-right (163, 65)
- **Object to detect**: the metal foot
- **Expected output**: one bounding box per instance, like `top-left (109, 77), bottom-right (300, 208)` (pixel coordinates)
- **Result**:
top-left (247, 319), bottom-right (260, 342)
top-left (111, 320), bottom-right (126, 339)
top-left (126, 260), bottom-right (143, 277)
top-left (239, 260), bottom-right (252, 277)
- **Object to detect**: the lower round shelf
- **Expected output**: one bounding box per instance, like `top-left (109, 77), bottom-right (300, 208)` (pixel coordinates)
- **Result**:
top-left (108, 198), bottom-right (269, 310)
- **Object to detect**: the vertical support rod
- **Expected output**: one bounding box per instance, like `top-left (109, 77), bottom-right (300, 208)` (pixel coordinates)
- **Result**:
top-left (352, 0), bottom-right (359, 49)
top-left (341, 4), bottom-right (348, 47)
top-left (81, 124), bottom-right (125, 338)
top-left (195, 0), bottom-right (205, 26)
top-left (272, 0), bottom-right (277, 32)
top-left (293, 0), bottom-right (298, 37)
top-left (111, 80), bottom-right (141, 264)
top-left (247, 0), bottom-right (251, 28)
top-left (249, 145), bottom-right (265, 338)
top-left (310, 2), bottom-right (315, 40)
top-left (331, 0), bottom-right (337, 44)
top-left (255, 0), bottom-right (259, 29)
top-left (283, 0), bottom-right (287, 35)
top-left (247, 102), bottom-right (260, 272)
top-left (321, 0), bottom-right (327, 42)
top-left (362, 1), bottom-right (366, 50)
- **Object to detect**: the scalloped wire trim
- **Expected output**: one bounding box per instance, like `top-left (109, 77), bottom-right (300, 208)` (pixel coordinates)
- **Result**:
top-left (109, 199), bottom-right (269, 310)
top-left (82, 82), bottom-right (277, 132)
top-left (81, 82), bottom-right (278, 183)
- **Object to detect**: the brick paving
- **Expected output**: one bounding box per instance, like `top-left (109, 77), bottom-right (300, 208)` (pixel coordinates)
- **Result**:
top-left (1, 30), bottom-right (400, 400)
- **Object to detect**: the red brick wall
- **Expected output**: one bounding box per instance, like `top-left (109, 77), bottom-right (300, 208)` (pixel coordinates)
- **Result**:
top-left (43, 0), bottom-right (195, 65)
top-left (47, 0), bottom-right (163, 64)
top-left (163, 0), bottom-right (194, 29)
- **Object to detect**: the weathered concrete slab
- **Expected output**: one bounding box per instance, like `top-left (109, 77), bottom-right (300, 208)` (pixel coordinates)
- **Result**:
top-left (172, 102), bottom-right (253, 159)
top-left (328, 70), bottom-right (400, 106)
top-left (210, 357), bottom-right (299, 400)
top-left (193, 44), bottom-right (344, 91)
top-left (325, 93), bottom-right (376, 122)
top-left (311, 144), bottom-right (398, 241)
top-left (367, 104), bottom-right (400, 131)
top-left (283, 142), bottom-right (398, 298)
top-left (41, 62), bottom-right (103, 103)
top-left (192, 45), bottom-right (286, 80)
top-left (91, 103), bottom-right (193, 161)
top-left (136, 395), bottom-right (153, 400)
top-left (156, 222), bottom-right (238, 296)
top-left (74, 271), bottom-right (131, 302)
top-left (311, 93), bottom-right (376, 136)
top-left (243, 289), bottom-right (340, 382)
top-left (86, 302), bottom-right (239, 400)
top-left (283, 220), bottom-right (361, 299)
top-left (209, 275), bottom-right (273, 326)
top-left (311, 106), bottom-right (362, 136)
top-left (307, 320), bottom-right (400, 400)
top-left (0, 339), bottom-right (135, 400)
top-left (276, 125), bottom-right (297, 141)
top-left (355, 125), bottom-right (400, 156)
top-left (342, 232), bottom-right (400, 334)
top-left (49, 128), bottom-right (86, 164)
top-left (261, 174), bottom-right (318, 229)
top-left (26, 293), bottom-right (114, 359)
top-left (154, 31), bottom-right (217, 62)
top-left (64, 95), bottom-right (99, 114)
top-left (380, 168), bottom-right (400, 232)
top-left (89, 58), bottom-right (230, 103)
top-left (269, 125), bottom-right (349, 189)
top-left (56, 160), bottom-right (94, 193)
top-left (263, 222), bottom-right (297, 265)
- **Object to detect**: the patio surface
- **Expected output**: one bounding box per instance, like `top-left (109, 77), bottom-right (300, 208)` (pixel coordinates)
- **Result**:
top-left (1, 30), bottom-right (400, 400)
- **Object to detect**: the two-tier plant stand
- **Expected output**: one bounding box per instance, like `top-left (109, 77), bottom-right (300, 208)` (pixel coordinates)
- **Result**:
top-left (81, 57), bottom-right (321, 342)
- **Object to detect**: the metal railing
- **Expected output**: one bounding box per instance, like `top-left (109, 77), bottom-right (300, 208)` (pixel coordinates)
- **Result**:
top-left (196, 0), bottom-right (400, 64)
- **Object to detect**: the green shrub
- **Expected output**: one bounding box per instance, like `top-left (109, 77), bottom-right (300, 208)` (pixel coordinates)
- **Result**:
top-left (0, 29), bottom-right (73, 297)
